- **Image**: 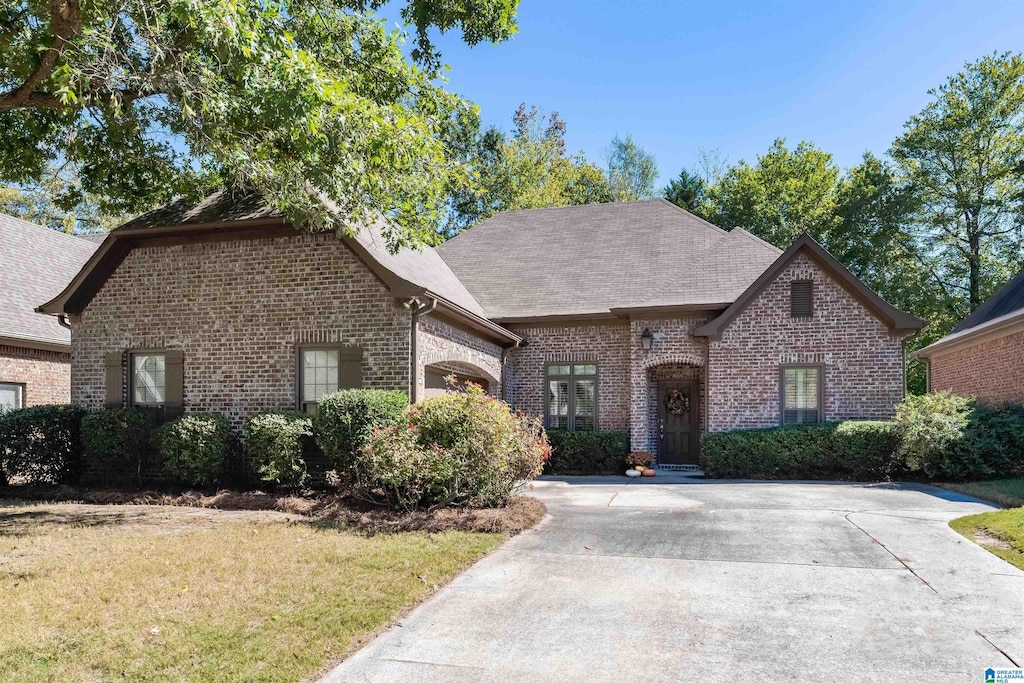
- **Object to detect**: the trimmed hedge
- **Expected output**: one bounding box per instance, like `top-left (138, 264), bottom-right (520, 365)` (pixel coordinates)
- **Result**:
top-left (0, 404), bottom-right (87, 485)
top-left (545, 430), bottom-right (630, 475)
top-left (313, 389), bottom-right (407, 475)
top-left (81, 408), bottom-right (158, 485)
top-left (701, 421), bottom-right (901, 480)
top-left (244, 411), bottom-right (313, 489)
top-left (159, 413), bottom-right (233, 486)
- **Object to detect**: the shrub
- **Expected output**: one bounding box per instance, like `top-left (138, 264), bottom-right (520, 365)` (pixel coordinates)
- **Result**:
top-left (313, 389), bottom-right (407, 475)
top-left (81, 408), bottom-right (157, 484)
top-left (355, 385), bottom-right (548, 511)
top-left (626, 451), bottom-right (653, 468)
top-left (894, 392), bottom-right (1024, 480)
top-left (0, 405), bottom-right (87, 485)
top-left (244, 411), bottom-right (313, 489)
top-left (544, 430), bottom-right (630, 475)
top-left (701, 421), bottom-right (901, 480)
top-left (159, 413), bottom-right (232, 486)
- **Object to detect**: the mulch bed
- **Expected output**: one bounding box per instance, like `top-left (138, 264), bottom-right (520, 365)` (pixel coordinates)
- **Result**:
top-left (0, 485), bottom-right (547, 536)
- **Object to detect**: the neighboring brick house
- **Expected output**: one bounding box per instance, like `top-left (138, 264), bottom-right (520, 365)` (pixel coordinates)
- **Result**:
top-left (914, 269), bottom-right (1024, 404)
top-left (0, 214), bottom-right (98, 410)
top-left (39, 193), bottom-right (925, 466)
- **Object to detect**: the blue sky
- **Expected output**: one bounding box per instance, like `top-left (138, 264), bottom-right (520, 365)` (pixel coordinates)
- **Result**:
top-left (386, 0), bottom-right (1024, 185)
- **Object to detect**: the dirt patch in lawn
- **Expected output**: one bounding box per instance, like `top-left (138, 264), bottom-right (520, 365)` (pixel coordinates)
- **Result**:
top-left (0, 485), bottom-right (547, 536)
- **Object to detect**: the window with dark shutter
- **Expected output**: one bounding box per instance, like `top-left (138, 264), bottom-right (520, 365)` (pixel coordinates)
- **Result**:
top-left (791, 280), bottom-right (813, 318)
top-left (297, 345), bottom-right (362, 413)
top-left (545, 364), bottom-right (598, 431)
top-left (127, 349), bottom-right (183, 421)
top-left (781, 366), bottom-right (822, 425)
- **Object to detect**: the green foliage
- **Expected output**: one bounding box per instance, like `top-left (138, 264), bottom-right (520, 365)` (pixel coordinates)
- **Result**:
top-left (895, 392), bottom-right (1024, 480)
top-left (662, 168), bottom-right (708, 216)
top-left (0, 0), bottom-right (520, 250)
top-left (0, 405), bottom-right (87, 485)
top-left (81, 408), bottom-right (157, 484)
top-left (158, 413), bottom-right (232, 486)
top-left (606, 134), bottom-right (659, 201)
top-left (701, 422), bottom-right (901, 480)
top-left (244, 411), bottom-right (313, 489)
top-left (544, 430), bottom-right (630, 475)
top-left (313, 389), bottom-right (408, 475)
top-left (1, 166), bottom-right (127, 234)
top-left (355, 385), bottom-right (548, 511)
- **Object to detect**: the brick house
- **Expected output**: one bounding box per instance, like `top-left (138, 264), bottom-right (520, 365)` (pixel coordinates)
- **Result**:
top-left (914, 269), bottom-right (1024, 404)
top-left (0, 213), bottom-right (99, 410)
top-left (38, 193), bottom-right (925, 466)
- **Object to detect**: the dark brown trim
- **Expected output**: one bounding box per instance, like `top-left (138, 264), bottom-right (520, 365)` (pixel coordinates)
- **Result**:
top-left (295, 344), bottom-right (363, 412)
top-left (778, 363), bottom-right (825, 426)
top-left (693, 234), bottom-right (927, 340)
top-left (0, 335), bottom-right (70, 354)
top-left (657, 379), bottom-right (701, 465)
top-left (610, 303), bottom-right (732, 318)
top-left (543, 362), bottom-right (599, 431)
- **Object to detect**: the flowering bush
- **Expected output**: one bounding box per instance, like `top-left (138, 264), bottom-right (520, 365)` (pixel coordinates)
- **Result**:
top-left (354, 384), bottom-right (548, 511)
top-left (625, 451), bottom-right (653, 468)
top-left (159, 413), bottom-right (232, 486)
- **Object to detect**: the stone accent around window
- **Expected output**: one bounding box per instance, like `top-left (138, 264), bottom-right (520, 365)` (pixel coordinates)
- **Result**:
top-left (0, 344), bottom-right (71, 407)
top-left (71, 233), bottom-right (412, 426)
top-left (415, 313), bottom-right (503, 399)
top-left (927, 326), bottom-right (1024, 404)
top-left (707, 253), bottom-right (907, 431)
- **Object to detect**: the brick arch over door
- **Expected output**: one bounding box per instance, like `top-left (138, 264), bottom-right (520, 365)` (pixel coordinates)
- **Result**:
top-left (643, 361), bottom-right (707, 458)
top-left (415, 314), bottom-right (503, 400)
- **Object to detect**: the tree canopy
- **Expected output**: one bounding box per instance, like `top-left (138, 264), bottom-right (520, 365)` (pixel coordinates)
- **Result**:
top-left (607, 134), bottom-right (659, 201)
top-left (0, 0), bottom-right (519, 248)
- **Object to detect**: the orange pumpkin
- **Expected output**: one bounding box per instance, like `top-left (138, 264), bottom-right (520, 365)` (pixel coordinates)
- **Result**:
top-left (642, 468), bottom-right (655, 477)
top-left (634, 465), bottom-right (646, 472)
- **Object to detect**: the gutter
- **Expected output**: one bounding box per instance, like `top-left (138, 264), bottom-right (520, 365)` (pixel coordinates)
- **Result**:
top-left (912, 308), bottom-right (1024, 359)
top-left (407, 296), bottom-right (437, 403)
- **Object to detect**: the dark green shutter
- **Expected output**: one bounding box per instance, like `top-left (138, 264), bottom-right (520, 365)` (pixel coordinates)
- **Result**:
top-left (165, 350), bottom-right (184, 418)
top-left (104, 351), bottom-right (123, 408)
top-left (339, 347), bottom-right (363, 389)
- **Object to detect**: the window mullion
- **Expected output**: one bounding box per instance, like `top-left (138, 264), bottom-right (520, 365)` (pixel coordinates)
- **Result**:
top-left (567, 377), bottom-right (576, 431)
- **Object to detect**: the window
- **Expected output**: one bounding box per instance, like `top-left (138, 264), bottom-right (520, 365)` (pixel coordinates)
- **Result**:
top-left (131, 353), bottom-right (166, 406)
top-left (0, 383), bottom-right (24, 412)
top-left (791, 280), bottom-right (814, 318)
top-left (300, 348), bottom-right (341, 413)
top-left (781, 366), bottom-right (822, 425)
top-left (546, 364), bottom-right (597, 431)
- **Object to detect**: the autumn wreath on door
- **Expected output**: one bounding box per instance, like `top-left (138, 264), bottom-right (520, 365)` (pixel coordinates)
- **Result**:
top-left (665, 389), bottom-right (690, 416)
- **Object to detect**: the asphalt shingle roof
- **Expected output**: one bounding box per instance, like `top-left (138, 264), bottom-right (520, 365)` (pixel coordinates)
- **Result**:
top-left (437, 199), bottom-right (783, 319)
top-left (0, 213), bottom-right (99, 346)
top-left (952, 268), bottom-right (1024, 334)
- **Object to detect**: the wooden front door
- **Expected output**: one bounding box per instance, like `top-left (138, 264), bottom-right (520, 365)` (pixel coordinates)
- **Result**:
top-left (658, 381), bottom-right (700, 465)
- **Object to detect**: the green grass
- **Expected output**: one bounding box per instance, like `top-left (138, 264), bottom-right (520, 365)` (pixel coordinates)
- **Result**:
top-left (950, 506), bottom-right (1024, 571)
top-left (0, 503), bottom-right (503, 682)
top-left (939, 477), bottom-right (1024, 508)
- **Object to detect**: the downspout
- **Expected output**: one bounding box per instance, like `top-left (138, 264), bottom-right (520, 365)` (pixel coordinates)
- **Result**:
top-left (406, 297), bottom-right (437, 403)
top-left (57, 315), bottom-right (72, 330)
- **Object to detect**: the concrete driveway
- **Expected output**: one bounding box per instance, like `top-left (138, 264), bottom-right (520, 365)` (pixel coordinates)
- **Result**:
top-left (325, 477), bottom-right (1024, 682)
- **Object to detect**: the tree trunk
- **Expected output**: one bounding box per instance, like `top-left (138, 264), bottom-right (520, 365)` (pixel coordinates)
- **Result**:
top-left (968, 228), bottom-right (981, 311)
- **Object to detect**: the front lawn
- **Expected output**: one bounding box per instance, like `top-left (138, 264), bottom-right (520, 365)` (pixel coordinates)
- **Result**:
top-left (939, 477), bottom-right (1024, 508)
top-left (0, 502), bottom-right (503, 682)
top-left (950, 506), bottom-right (1024, 571)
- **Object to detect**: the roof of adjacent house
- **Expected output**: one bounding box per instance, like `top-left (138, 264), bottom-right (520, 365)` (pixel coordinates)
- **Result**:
top-left (952, 269), bottom-right (1024, 334)
top-left (437, 199), bottom-right (784, 320)
top-left (0, 213), bottom-right (99, 348)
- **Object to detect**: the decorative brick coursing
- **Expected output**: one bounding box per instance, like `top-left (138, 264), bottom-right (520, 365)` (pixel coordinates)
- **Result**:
top-left (927, 327), bottom-right (1024, 404)
top-left (0, 345), bottom-right (71, 406)
top-left (629, 317), bottom-right (709, 453)
top-left (72, 233), bottom-right (411, 426)
top-left (707, 254), bottom-right (907, 431)
top-left (415, 313), bottom-right (502, 398)
top-left (503, 322), bottom-right (630, 431)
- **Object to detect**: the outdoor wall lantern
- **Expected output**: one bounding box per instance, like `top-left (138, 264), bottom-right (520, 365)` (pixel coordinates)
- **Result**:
top-left (640, 327), bottom-right (654, 352)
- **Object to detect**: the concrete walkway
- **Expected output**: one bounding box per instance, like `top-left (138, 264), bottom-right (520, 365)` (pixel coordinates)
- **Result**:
top-left (325, 478), bottom-right (1024, 682)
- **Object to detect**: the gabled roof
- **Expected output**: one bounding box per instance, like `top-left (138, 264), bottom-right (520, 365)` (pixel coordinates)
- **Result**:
top-left (437, 199), bottom-right (783, 320)
top-left (914, 268), bottom-right (1024, 358)
top-left (37, 190), bottom-right (515, 343)
top-left (693, 233), bottom-right (927, 339)
top-left (0, 213), bottom-right (98, 349)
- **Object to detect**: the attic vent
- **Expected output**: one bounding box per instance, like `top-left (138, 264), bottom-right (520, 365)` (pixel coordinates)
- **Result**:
top-left (791, 281), bottom-right (813, 318)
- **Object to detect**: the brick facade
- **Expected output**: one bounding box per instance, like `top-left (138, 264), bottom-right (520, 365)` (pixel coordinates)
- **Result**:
top-left (504, 322), bottom-right (630, 431)
top-left (926, 326), bottom-right (1024, 404)
top-left (707, 254), bottom-right (907, 431)
top-left (415, 313), bottom-right (503, 398)
top-left (0, 344), bottom-right (72, 406)
top-left (72, 233), bottom-right (412, 425)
